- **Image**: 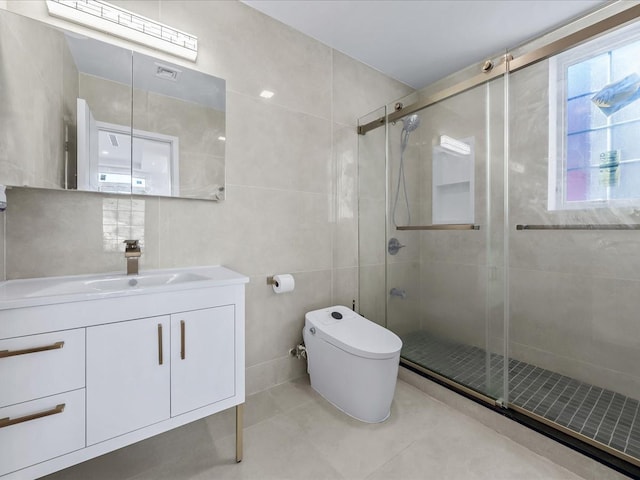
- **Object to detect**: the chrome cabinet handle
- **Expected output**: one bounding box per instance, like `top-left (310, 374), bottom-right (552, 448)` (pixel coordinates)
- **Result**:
top-left (0, 341), bottom-right (64, 359)
top-left (158, 324), bottom-right (163, 365)
top-left (0, 404), bottom-right (65, 429)
top-left (180, 320), bottom-right (186, 360)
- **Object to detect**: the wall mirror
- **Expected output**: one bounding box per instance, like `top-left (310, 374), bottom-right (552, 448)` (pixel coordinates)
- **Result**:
top-left (0, 8), bottom-right (226, 201)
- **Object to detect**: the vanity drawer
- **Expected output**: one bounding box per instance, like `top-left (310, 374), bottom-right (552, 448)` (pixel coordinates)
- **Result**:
top-left (0, 389), bottom-right (85, 477)
top-left (0, 329), bottom-right (85, 407)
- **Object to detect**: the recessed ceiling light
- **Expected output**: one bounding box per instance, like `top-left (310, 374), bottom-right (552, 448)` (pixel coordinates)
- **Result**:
top-left (218, 136), bottom-right (226, 141)
top-left (260, 90), bottom-right (275, 99)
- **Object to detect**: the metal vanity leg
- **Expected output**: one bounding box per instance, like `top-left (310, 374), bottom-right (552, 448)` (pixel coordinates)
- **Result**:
top-left (236, 403), bottom-right (244, 463)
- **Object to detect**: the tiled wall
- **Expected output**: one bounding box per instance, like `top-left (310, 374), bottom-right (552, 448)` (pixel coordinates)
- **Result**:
top-left (508, 59), bottom-right (640, 399)
top-left (0, 0), bottom-right (413, 395)
top-left (0, 10), bottom-right (76, 189)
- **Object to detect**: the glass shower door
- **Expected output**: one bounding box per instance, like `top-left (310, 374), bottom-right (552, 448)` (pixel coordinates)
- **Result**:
top-left (382, 76), bottom-right (508, 403)
top-left (507, 26), bottom-right (640, 465)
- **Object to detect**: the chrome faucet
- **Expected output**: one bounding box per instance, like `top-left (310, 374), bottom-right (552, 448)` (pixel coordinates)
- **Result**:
top-left (124, 239), bottom-right (141, 275)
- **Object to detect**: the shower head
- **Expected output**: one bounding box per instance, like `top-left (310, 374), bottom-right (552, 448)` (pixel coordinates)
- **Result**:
top-left (401, 114), bottom-right (420, 133)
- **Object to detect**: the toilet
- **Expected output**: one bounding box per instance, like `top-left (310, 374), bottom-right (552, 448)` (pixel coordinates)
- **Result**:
top-left (303, 305), bottom-right (402, 423)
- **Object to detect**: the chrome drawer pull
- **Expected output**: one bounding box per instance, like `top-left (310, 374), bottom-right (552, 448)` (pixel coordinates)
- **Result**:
top-left (0, 341), bottom-right (64, 359)
top-left (0, 403), bottom-right (65, 428)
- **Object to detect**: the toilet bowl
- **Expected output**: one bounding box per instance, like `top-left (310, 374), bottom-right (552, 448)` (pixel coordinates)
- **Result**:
top-left (303, 305), bottom-right (402, 423)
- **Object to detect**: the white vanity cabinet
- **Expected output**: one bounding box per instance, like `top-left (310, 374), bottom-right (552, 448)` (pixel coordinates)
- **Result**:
top-left (171, 306), bottom-right (236, 416)
top-left (86, 316), bottom-right (171, 445)
top-left (0, 266), bottom-right (248, 480)
top-left (0, 329), bottom-right (86, 478)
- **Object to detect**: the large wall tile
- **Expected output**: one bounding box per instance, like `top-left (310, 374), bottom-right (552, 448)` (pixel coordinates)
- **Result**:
top-left (245, 355), bottom-right (307, 396)
top-left (244, 270), bottom-right (332, 368)
top-left (333, 50), bottom-right (412, 127)
top-left (509, 267), bottom-right (593, 363)
top-left (331, 266), bottom-right (358, 309)
top-left (358, 196), bottom-right (386, 266)
top-left (419, 261), bottom-right (488, 347)
top-left (159, 1), bottom-right (332, 119)
top-left (591, 276), bottom-right (640, 350)
top-left (332, 124), bottom-right (358, 269)
top-left (154, 185), bottom-right (332, 277)
top-left (358, 264), bottom-right (386, 327)
top-left (6, 188), bottom-right (160, 278)
top-left (387, 261), bottom-right (421, 336)
top-left (226, 92), bottom-right (331, 194)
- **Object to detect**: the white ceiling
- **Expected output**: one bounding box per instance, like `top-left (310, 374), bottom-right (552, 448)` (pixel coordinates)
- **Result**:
top-left (242, 0), bottom-right (604, 89)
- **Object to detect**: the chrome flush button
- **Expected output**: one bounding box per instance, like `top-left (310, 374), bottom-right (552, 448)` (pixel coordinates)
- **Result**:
top-left (331, 311), bottom-right (343, 320)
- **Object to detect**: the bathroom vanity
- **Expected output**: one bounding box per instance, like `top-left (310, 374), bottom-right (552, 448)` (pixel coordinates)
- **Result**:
top-left (0, 266), bottom-right (248, 479)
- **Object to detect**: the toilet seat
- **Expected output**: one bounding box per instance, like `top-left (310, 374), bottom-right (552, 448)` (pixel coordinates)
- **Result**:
top-left (305, 306), bottom-right (402, 360)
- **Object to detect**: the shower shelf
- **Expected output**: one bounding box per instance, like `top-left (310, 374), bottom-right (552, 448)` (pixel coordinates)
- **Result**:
top-left (396, 224), bottom-right (480, 231)
top-left (516, 224), bottom-right (640, 230)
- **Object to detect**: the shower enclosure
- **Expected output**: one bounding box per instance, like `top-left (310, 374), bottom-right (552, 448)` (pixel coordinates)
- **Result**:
top-left (358, 3), bottom-right (640, 474)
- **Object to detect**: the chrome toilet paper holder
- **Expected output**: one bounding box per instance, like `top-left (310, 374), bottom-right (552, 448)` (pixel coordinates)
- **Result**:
top-left (266, 276), bottom-right (277, 286)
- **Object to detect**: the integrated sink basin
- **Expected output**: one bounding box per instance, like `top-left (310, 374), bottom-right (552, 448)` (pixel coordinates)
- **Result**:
top-left (86, 271), bottom-right (210, 291)
top-left (0, 266), bottom-right (249, 310)
top-left (33, 272), bottom-right (211, 296)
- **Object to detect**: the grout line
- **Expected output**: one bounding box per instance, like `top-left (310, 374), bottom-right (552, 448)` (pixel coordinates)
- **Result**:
top-left (624, 402), bottom-right (640, 452)
top-left (590, 391), bottom-right (614, 438)
top-left (541, 380), bottom-right (574, 418)
top-left (579, 389), bottom-right (614, 436)
top-left (604, 395), bottom-right (629, 446)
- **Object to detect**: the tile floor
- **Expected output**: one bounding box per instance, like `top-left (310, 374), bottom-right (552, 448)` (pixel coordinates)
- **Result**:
top-left (402, 330), bottom-right (640, 459)
top-left (44, 376), bottom-right (593, 480)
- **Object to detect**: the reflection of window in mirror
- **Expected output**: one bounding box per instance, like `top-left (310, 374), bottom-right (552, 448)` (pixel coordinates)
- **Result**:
top-left (78, 99), bottom-right (179, 196)
top-left (549, 20), bottom-right (640, 210)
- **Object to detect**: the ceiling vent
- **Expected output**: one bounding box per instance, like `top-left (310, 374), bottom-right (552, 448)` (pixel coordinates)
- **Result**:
top-left (155, 63), bottom-right (181, 81)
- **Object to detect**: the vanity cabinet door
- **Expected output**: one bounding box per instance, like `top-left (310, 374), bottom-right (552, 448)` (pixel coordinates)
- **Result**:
top-left (86, 316), bottom-right (170, 445)
top-left (171, 306), bottom-right (235, 416)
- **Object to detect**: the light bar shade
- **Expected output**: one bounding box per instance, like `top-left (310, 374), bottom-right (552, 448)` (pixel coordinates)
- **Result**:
top-left (46, 0), bottom-right (198, 61)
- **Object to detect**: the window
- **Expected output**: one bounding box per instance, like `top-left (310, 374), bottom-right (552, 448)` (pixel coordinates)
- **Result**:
top-left (549, 21), bottom-right (640, 210)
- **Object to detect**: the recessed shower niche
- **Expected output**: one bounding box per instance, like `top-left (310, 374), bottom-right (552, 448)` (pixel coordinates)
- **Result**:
top-left (0, 8), bottom-right (226, 201)
top-left (432, 136), bottom-right (475, 224)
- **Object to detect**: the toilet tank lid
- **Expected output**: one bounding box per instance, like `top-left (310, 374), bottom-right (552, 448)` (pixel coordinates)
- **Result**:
top-left (305, 305), bottom-right (402, 359)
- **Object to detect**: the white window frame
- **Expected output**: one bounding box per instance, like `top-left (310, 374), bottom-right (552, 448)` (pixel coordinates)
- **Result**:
top-left (548, 20), bottom-right (640, 211)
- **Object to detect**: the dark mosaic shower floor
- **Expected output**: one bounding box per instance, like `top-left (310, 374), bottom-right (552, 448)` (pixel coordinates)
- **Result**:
top-left (401, 330), bottom-right (640, 460)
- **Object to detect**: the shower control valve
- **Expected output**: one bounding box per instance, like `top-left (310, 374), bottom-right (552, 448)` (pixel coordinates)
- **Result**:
top-left (388, 237), bottom-right (406, 255)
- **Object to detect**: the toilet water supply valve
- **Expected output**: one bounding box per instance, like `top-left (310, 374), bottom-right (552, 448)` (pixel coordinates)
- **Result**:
top-left (290, 344), bottom-right (307, 359)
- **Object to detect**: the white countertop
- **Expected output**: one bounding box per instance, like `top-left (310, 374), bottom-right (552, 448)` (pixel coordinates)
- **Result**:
top-left (0, 266), bottom-right (249, 311)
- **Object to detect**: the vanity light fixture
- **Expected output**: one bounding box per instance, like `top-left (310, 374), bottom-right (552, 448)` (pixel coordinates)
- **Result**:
top-left (46, 0), bottom-right (198, 61)
top-left (439, 135), bottom-right (471, 155)
top-left (260, 90), bottom-right (275, 99)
